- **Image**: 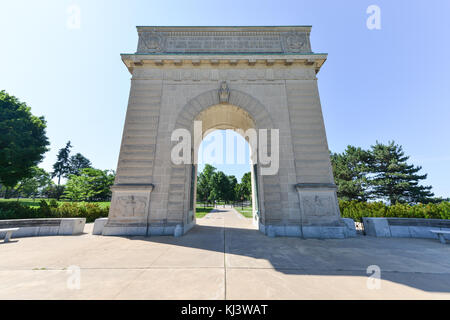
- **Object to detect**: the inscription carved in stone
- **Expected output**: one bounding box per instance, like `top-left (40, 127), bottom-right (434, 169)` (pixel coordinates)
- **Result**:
top-left (136, 30), bottom-right (311, 54)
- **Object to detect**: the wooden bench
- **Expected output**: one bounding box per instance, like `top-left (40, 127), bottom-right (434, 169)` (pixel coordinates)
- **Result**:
top-left (430, 230), bottom-right (450, 244)
top-left (0, 228), bottom-right (20, 243)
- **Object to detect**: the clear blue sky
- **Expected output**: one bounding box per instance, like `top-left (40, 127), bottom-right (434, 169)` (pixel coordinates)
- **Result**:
top-left (1, 0), bottom-right (449, 197)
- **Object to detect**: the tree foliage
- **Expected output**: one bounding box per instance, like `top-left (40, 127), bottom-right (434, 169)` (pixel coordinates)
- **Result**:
top-left (0, 90), bottom-right (49, 187)
top-left (52, 141), bottom-right (72, 186)
top-left (63, 168), bottom-right (115, 201)
top-left (14, 167), bottom-right (52, 199)
top-left (368, 141), bottom-right (433, 204)
top-left (331, 146), bottom-right (371, 201)
top-left (69, 153), bottom-right (92, 176)
top-left (331, 141), bottom-right (434, 204)
top-left (196, 165), bottom-right (252, 203)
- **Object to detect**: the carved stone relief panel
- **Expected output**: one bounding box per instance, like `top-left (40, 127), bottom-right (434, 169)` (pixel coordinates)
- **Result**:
top-left (109, 192), bottom-right (150, 220)
top-left (299, 191), bottom-right (339, 218)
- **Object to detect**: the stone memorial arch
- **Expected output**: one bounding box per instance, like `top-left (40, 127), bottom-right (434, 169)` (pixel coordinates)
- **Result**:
top-left (103, 26), bottom-right (354, 238)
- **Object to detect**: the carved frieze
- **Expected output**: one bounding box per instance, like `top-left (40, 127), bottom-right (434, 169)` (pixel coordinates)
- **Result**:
top-left (136, 29), bottom-right (312, 54)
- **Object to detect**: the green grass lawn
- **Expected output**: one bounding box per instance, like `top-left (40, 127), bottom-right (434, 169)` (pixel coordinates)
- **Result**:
top-left (0, 198), bottom-right (110, 208)
top-left (195, 203), bottom-right (214, 218)
top-left (234, 206), bottom-right (253, 218)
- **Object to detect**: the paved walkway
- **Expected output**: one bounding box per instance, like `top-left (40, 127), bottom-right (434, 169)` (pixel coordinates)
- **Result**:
top-left (0, 209), bottom-right (449, 299)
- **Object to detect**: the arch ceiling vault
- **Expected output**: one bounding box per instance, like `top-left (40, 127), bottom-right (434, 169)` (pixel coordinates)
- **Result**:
top-left (103, 26), bottom-right (354, 239)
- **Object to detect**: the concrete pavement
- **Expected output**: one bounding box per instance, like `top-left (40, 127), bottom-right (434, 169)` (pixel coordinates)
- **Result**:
top-left (0, 208), bottom-right (449, 299)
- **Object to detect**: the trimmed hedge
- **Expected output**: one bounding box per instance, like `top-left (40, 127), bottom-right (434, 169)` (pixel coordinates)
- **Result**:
top-left (0, 201), bottom-right (109, 223)
top-left (339, 200), bottom-right (450, 221)
top-left (2, 199), bottom-right (449, 224)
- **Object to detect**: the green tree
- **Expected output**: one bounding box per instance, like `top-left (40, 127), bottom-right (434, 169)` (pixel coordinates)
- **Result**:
top-left (69, 153), bottom-right (92, 176)
top-left (63, 168), bottom-right (115, 201)
top-left (0, 90), bottom-right (49, 191)
top-left (227, 175), bottom-right (238, 202)
top-left (331, 146), bottom-right (371, 201)
top-left (51, 141), bottom-right (72, 187)
top-left (368, 141), bottom-right (434, 204)
top-left (209, 171), bottom-right (231, 203)
top-left (197, 164), bottom-right (216, 203)
top-left (14, 167), bottom-right (52, 199)
top-left (240, 172), bottom-right (252, 201)
top-left (63, 174), bottom-right (88, 201)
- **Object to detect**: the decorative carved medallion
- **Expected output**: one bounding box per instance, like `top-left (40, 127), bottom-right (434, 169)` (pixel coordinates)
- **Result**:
top-left (282, 32), bottom-right (308, 53)
top-left (218, 81), bottom-right (230, 103)
top-left (141, 29), bottom-right (165, 52)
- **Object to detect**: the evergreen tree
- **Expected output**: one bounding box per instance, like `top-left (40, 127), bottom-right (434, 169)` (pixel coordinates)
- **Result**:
top-left (69, 153), bottom-right (92, 175)
top-left (331, 146), bottom-right (371, 201)
top-left (368, 141), bottom-right (434, 204)
top-left (51, 141), bottom-right (72, 187)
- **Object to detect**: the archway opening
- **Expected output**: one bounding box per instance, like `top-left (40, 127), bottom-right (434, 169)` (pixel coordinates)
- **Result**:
top-left (191, 104), bottom-right (260, 227)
